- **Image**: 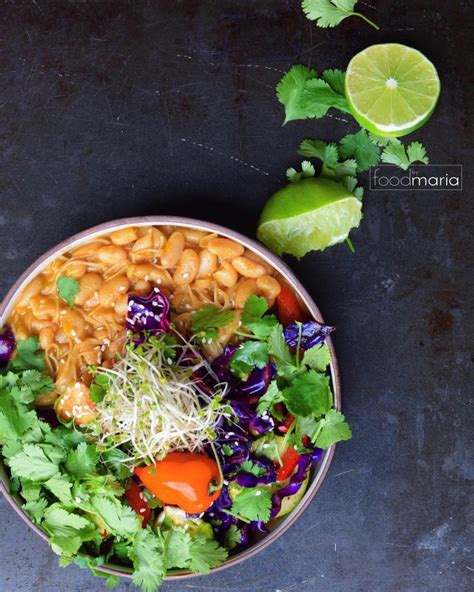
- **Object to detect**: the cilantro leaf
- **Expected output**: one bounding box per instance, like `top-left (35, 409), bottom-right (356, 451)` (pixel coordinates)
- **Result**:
top-left (164, 528), bottom-right (192, 569)
top-left (368, 132), bottom-right (391, 147)
top-left (8, 337), bottom-right (46, 372)
top-left (23, 497), bottom-right (49, 524)
top-left (298, 139), bottom-right (339, 169)
top-left (231, 487), bottom-right (272, 522)
top-left (407, 142), bottom-right (429, 166)
top-left (224, 524), bottom-right (242, 550)
top-left (130, 528), bottom-right (165, 592)
top-left (276, 64), bottom-right (317, 124)
top-left (65, 442), bottom-right (98, 478)
top-left (241, 295), bottom-right (279, 339)
top-left (243, 294), bottom-right (268, 318)
top-left (302, 343), bottom-right (331, 371)
top-left (101, 447), bottom-right (133, 480)
top-left (9, 443), bottom-right (60, 480)
top-left (282, 370), bottom-right (332, 417)
top-left (56, 276), bottom-right (80, 308)
top-left (0, 390), bottom-right (36, 443)
top-left (191, 306), bottom-right (234, 343)
top-left (188, 535), bottom-right (228, 574)
top-left (268, 324), bottom-right (293, 365)
top-left (339, 129), bottom-right (381, 172)
top-left (229, 341), bottom-right (269, 378)
top-left (286, 161), bottom-right (316, 183)
top-left (256, 381), bottom-right (283, 416)
top-left (44, 474), bottom-right (73, 503)
top-left (42, 505), bottom-right (92, 538)
top-left (238, 460), bottom-right (267, 478)
top-left (90, 496), bottom-right (139, 536)
top-left (314, 409), bottom-right (352, 447)
top-left (322, 68), bottom-right (346, 95)
top-left (268, 325), bottom-right (298, 381)
top-left (18, 370), bottom-right (54, 396)
top-left (381, 139), bottom-right (429, 170)
top-left (300, 78), bottom-right (351, 117)
top-left (302, 0), bottom-right (379, 30)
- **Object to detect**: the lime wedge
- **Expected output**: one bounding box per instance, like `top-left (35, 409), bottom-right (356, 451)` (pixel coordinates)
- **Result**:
top-left (345, 43), bottom-right (440, 137)
top-left (257, 178), bottom-right (362, 258)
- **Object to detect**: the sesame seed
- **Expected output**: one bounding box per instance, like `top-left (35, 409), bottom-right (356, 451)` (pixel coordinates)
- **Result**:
top-left (255, 491), bottom-right (262, 496)
top-left (263, 443), bottom-right (270, 449)
top-left (75, 497), bottom-right (82, 503)
top-left (139, 508), bottom-right (146, 514)
top-left (182, 272), bottom-right (190, 279)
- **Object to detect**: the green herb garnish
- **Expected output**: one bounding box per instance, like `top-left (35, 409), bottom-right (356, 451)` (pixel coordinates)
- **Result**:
top-left (56, 276), bottom-right (80, 308)
top-left (302, 0), bottom-right (379, 30)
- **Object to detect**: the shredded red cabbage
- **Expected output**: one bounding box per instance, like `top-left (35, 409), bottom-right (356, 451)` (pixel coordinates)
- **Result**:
top-left (0, 326), bottom-right (15, 368)
top-left (126, 288), bottom-right (171, 342)
top-left (235, 454), bottom-right (276, 488)
top-left (284, 320), bottom-right (335, 350)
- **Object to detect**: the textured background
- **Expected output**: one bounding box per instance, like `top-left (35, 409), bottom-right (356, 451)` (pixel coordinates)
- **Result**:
top-left (0, 1), bottom-right (472, 591)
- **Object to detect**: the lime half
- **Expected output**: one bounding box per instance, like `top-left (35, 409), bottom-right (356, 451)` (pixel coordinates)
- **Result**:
top-left (345, 43), bottom-right (440, 137)
top-left (257, 178), bottom-right (362, 258)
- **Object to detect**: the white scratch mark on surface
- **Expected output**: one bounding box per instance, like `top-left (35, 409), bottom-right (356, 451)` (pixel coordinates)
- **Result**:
top-left (333, 468), bottom-right (356, 478)
top-left (180, 138), bottom-right (274, 178)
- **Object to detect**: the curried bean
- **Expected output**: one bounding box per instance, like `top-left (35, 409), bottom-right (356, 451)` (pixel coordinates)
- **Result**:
top-left (97, 245), bottom-right (128, 265)
top-left (16, 275), bottom-right (44, 308)
top-left (234, 278), bottom-right (258, 309)
top-left (76, 273), bottom-right (103, 306)
top-left (111, 227), bottom-right (138, 246)
top-left (231, 256), bottom-right (266, 278)
top-left (214, 261), bottom-right (238, 288)
top-left (207, 238), bottom-right (244, 259)
top-left (197, 249), bottom-right (218, 278)
top-left (160, 232), bottom-right (185, 268)
top-left (98, 275), bottom-right (130, 307)
top-left (173, 249), bottom-right (199, 286)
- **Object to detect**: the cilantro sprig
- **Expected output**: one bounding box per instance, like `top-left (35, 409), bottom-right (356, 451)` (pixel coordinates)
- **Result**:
top-left (302, 1), bottom-right (379, 30)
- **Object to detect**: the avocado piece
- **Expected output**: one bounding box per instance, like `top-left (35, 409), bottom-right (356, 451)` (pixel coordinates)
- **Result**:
top-left (187, 521), bottom-right (214, 540)
top-left (274, 474), bottom-right (310, 518)
top-left (251, 434), bottom-right (287, 463)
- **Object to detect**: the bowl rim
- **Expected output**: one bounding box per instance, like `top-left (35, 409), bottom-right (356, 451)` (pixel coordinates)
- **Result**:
top-left (0, 216), bottom-right (340, 581)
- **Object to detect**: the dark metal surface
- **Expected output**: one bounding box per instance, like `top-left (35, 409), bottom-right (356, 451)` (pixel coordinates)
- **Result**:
top-left (0, 2), bottom-right (472, 592)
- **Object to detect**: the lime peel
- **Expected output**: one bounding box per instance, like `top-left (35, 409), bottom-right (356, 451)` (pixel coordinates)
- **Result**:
top-left (257, 178), bottom-right (362, 258)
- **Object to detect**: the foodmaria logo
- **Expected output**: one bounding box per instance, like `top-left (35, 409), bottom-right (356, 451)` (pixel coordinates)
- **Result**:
top-left (370, 165), bottom-right (463, 191)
